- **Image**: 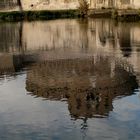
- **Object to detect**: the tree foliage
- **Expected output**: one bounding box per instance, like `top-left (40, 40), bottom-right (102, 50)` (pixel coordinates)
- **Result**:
top-left (78, 0), bottom-right (89, 17)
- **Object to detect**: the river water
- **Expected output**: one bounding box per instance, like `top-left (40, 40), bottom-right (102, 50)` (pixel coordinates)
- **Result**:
top-left (0, 19), bottom-right (140, 140)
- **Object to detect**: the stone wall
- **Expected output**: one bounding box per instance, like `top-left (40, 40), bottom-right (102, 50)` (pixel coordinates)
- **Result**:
top-left (22, 0), bottom-right (79, 10)
top-left (0, 0), bottom-right (140, 12)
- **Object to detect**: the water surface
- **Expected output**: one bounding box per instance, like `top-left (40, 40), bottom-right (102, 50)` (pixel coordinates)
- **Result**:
top-left (0, 19), bottom-right (140, 140)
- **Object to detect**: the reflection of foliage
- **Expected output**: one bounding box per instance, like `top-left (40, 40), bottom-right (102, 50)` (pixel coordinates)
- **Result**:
top-left (25, 56), bottom-right (138, 119)
top-left (78, 0), bottom-right (89, 17)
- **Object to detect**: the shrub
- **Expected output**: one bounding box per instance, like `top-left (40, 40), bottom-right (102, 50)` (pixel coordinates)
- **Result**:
top-left (78, 0), bottom-right (89, 17)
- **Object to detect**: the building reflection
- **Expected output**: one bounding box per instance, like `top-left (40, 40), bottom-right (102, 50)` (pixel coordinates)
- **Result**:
top-left (0, 19), bottom-right (140, 57)
top-left (0, 19), bottom-right (139, 119)
top-left (1, 19), bottom-right (140, 76)
top-left (26, 56), bottom-right (138, 119)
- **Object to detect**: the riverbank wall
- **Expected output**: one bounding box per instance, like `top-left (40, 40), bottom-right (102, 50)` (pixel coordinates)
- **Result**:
top-left (1, 0), bottom-right (140, 21)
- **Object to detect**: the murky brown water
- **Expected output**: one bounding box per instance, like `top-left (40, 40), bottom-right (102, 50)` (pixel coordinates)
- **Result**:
top-left (0, 19), bottom-right (140, 140)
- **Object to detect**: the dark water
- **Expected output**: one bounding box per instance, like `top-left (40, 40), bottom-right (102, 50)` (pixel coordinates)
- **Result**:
top-left (0, 19), bottom-right (140, 140)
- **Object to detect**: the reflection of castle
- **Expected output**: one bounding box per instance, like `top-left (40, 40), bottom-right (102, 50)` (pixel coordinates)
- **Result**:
top-left (1, 19), bottom-right (140, 73)
top-left (0, 20), bottom-right (139, 118)
top-left (0, 19), bottom-right (140, 55)
top-left (1, 19), bottom-right (140, 80)
top-left (26, 56), bottom-right (138, 118)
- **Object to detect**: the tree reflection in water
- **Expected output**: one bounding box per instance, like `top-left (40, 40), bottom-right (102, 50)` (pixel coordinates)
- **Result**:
top-left (0, 19), bottom-right (140, 139)
top-left (25, 55), bottom-right (138, 120)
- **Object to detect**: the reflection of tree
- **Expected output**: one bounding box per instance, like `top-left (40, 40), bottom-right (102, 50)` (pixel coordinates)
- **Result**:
top-left (26, 56), bottom-right (138, 119)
